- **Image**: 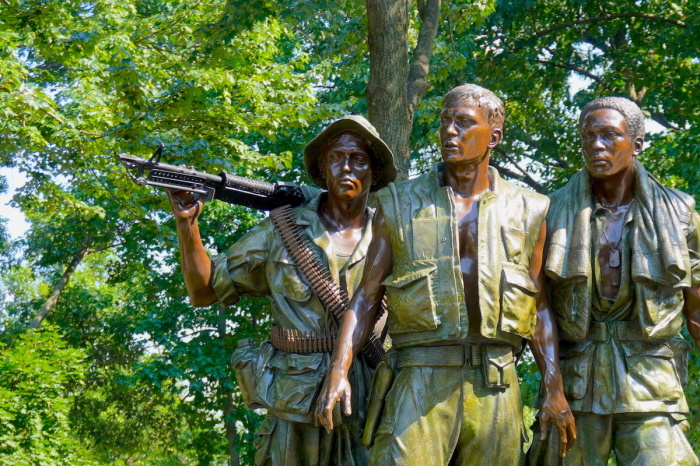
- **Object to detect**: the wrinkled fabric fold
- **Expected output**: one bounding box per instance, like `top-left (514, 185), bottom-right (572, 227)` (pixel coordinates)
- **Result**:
top-left (545, 159), bottom-right (690, 287)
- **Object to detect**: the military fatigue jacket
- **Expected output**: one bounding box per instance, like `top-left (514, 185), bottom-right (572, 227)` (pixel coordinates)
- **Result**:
top-left (211, 195), bottom-right (373, 424)
top-left (376, 162), bottom-right (549, 349)
top-left (546, 162), bottom-right (700, 414)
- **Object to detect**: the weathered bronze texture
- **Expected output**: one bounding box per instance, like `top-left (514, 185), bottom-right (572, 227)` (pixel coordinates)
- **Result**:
top-left (168, 115), bottom-right (397, 466)
top-left (317, 84), bottom-right (576, 464)
top-left (529, 97), bottom-right (700, 465)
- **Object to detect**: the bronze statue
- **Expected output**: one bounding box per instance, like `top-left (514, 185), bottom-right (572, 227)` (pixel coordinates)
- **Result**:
top-left (167, 115), bottom-right (397, 466)
top-left (317, 84), bottom-right (576, 464)
top-left (528, 97), bottom-right (700, 464)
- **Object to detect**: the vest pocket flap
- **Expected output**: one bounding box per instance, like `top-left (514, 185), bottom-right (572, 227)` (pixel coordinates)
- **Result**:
top-left (621, 341), bottom-right (683, 402)
top-left (267, 351), bottom-right (324, 374)
top-left (383, 262), bottom-right (439, 334)
top-left (500, 264), bottom-right (538, 339)
top-left (502, 263), bottom-right (537, 294)
top-left (381, 263), bottom-right (437, 288)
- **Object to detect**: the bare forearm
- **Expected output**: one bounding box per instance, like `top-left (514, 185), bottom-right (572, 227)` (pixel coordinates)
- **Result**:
top-left (176, 218), bottom-right (217, 306)
top-left (683, 286), bottom-right (700, 349)
top-left (530, 307), bottom-right (564, 394)
top-left (330, 288), bottom-right (382, 375)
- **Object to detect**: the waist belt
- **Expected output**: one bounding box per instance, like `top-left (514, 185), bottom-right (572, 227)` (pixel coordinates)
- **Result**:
top-left (588, 320), bottom-right (643, 342)
top-left (269, 325), bottom-right (337, 353)
top-left (396, 344), bottom-right (487, 368)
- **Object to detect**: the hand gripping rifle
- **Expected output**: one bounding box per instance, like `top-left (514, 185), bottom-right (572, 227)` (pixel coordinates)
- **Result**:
top-left (118, 145), bottom-right (307, 211)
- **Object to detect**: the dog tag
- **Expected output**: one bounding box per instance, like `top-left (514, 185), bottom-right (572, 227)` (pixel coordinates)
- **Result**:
top-left (609, 249), bottom-right (621, 268)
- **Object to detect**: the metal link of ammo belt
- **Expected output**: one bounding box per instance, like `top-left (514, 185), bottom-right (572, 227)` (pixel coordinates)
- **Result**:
top-left (269, 205), bottom-right (385, 366)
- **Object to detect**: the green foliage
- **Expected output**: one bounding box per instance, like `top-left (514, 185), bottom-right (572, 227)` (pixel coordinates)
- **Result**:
top-left (0, 326), bottom-right (96, 465)
top-left (0, 0), bottom-right (699, 462)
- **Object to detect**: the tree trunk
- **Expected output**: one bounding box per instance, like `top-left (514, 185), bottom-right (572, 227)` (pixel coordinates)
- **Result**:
top-left (218, 304), bottom-right (240, 466)
top-left (29, 233), bottom-right (93, 329)
top-left (366, 0), bottom-right (441, 181)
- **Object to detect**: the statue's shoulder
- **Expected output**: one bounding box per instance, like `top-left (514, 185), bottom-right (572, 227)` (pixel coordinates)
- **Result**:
top-left (664, 185), bottom-right (696, 214)
top-left (498, 176), bottom-right (550, 213)
top-left (376, 170), bottom-right (433, 208)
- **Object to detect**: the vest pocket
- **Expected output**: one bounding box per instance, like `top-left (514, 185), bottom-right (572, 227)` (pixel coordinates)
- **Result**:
top-left (500, 262), bottom-right (538, 339)
top-left (621, 341), bottom-right (683, 401)
top-left (382, 262), bottom-right (439, 334)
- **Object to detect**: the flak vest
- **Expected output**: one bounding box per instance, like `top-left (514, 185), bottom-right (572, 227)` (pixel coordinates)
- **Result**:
top-left (376, 163), bottom-right (549, 349)
top-left (547, 177), bottom-right (698, 342)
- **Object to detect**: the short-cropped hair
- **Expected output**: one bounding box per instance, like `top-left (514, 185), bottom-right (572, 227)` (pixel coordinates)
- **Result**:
top-left (579, 96), bottom-right (645, 140)
top-left (442, 84), bottom-right (505, 130)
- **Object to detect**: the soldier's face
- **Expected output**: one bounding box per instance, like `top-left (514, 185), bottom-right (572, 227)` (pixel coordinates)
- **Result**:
top-left (581, 108), bottom-right (642, 179)
top-left (321, 133), bottom-right (374, 200)
top-left (439, 104), bottom-right (501, 164)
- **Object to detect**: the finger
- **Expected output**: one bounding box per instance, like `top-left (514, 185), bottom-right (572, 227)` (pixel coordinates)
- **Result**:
top-left (566, 422), bottom-right (577, 451)
top-left (342, 390), bottom-right (352, 417)
top-left (558, 430), bottom-right (568, 458)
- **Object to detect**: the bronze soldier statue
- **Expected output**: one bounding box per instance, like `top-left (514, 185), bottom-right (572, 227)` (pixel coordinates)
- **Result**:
top-left (528, 96), bottom-right (700, 465)
top-left (167, 115), bottom-right (397, 466)
top-left (317, 84), bottom-right (576, 465)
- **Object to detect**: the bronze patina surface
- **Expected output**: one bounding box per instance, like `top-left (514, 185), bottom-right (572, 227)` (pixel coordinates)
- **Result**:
top-left (318, 84), bottom-right (576, 465)
top-left (529, 97), bottom-right (700, 465)
top-left (168, 115), bottom-right (397, 466)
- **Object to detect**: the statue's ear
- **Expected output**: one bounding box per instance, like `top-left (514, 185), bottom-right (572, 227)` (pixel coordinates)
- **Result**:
top-left (489, 128), bottom-right (503, 148)
top-left (633, 137), bottom-right (643, 156)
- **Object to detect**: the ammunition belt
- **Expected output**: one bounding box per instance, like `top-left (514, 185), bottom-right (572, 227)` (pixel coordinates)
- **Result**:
top-left (270, 205), bottom-right (386, 367)
top-left (270, 325), bottom-right (337, 353)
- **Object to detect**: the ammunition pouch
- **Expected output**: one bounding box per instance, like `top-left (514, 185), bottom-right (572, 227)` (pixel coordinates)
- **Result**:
top-left (362, 352), bottom-right (396, 447)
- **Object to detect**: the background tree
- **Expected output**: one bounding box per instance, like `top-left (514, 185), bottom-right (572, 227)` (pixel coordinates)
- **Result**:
top-left (1, 0), bottom-right (698, 463)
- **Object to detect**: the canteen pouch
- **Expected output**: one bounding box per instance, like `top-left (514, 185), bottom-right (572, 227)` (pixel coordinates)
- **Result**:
top-left (482, 345), bottom-right (514, 389)
top-left (362, 353), bottom-right (396, 447)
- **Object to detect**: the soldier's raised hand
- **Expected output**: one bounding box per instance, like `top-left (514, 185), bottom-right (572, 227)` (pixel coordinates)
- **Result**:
top-left (166, 189), bottom-right (203, 223)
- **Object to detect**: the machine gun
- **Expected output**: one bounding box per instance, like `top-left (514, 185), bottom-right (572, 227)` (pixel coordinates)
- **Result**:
top-left (119, 145), bottom-right (307, 211)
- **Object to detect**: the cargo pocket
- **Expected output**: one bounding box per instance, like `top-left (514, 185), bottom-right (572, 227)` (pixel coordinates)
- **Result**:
top-left (482, 345), bottom-right (514, 389)
top-left (231, 339), bottom-right (263, 409)
top-left (269, 253), bottom-right (312, 302)
top-left (622, 341), bottom-right (683, 401)
top-left (382, 262), bottom-right (439, 334)
top-left (254, 415), bottom-right (277, 466)
top-left (559, 340), bottom-right (594, 400)
top-left (256, 351), bottom-right (326, 416)
top-left (500, 262), bottom-right (538, 339)
top-left (669, 336), bottom-right (692, 387)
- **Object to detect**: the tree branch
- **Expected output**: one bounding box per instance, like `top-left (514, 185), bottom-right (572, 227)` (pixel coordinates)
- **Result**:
top-left (529, 12), bottom-right (686, 39)
top-left (30, 233), bottom-right (94, 329)
top-left (133, 0), bottom-right (203, 44)
top-left (407, 0), bottom-right (441, 114)
top-left (533, 58), bottom-right (602, 82)
top-left (492, 149), bottom-right (545, 193)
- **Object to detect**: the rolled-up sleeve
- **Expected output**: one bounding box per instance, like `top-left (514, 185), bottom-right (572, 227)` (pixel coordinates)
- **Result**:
top-left (211, 219), bottom-right (273, 306)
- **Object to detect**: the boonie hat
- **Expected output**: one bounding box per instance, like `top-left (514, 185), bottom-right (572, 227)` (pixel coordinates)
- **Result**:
top-left (304, 115), bottom-right (397, 191)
